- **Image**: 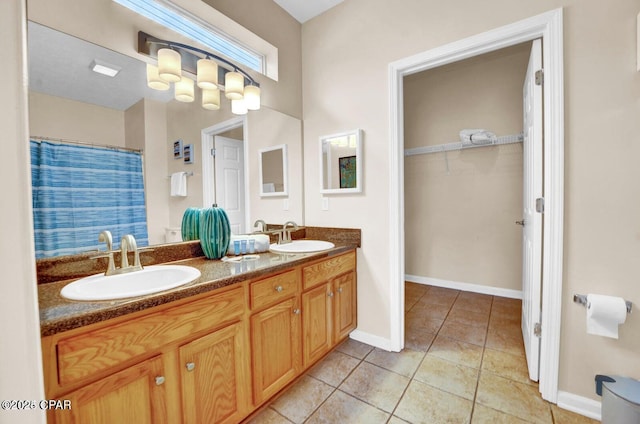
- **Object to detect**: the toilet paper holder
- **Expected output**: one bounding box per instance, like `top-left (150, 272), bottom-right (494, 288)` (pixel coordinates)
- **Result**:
top-left (573, 294), bottom-right (632, 314)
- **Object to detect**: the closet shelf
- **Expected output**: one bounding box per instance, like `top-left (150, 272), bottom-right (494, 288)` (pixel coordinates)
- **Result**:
top-left (404, 133), bottom-right (523, 157)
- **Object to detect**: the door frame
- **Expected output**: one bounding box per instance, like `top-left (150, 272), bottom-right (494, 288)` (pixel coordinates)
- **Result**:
top-left (388, 8), bottom-right (564, 402)
top-left (201, 117), bottom-right (251, 231)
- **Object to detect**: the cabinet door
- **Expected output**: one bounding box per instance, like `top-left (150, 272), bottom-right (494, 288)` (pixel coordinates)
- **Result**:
top-left (55, 356), bottom-right (167, 424)
top-left (302, 283), bottom-right (332, 368)
top-left (251, 297), bottom-right (301, 404)
top-left (180, 321), bottom-right (250, 424)
top-left (333, 271), bottom-right (357, 343)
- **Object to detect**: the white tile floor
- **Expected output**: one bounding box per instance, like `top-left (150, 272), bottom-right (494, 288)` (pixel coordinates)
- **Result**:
top-left (248, 283), bottom-right (599, 424)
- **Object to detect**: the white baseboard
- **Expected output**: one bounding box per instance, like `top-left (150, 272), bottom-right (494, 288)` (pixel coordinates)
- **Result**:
top-left (405, 274), bottom-right (523, 299)
top-left (557, 391), bottom-right (602, 421)
top-left (349, 329), bottom-right (397, 352)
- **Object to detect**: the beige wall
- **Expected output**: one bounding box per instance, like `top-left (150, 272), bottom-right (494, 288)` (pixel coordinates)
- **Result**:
top-left (29, 92), bottom-right (125, 146)
top-left (302, 0), bottom-right (640, 401)
top-left (203, 0), bottom-right (303, 119)
top-left (247, 107), bottom-right (304, 226)
top-left (404, 44), bottom-right (529, 291)
top-left (125, 99), bottom-right (169, 245)
top-left (165, 100), bottom-right (235, 228)
top-left (0, 0), bottom-right (46, 422)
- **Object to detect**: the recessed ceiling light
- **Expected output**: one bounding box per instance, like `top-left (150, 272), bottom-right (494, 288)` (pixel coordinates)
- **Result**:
top-left (90, 59), bottom-right (121, 77)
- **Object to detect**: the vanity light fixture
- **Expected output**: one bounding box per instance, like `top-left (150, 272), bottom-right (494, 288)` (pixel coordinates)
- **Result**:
top-left (157, 48), bottom-right (182, 82)
top-left (224, 71), bottom-right (245, 100)
top-left (146, 64), bottom-right (169, 90)
top-left (90, 59), bottom-right (121, 77)
top-left (174, 76), bottom-right (195, 103)
top-left (231, 98), bottom-right (248, 115)
top-left (244, 85), bottom-right (261, 111)
top-left (139, 31), bottom-right (260, 115)
top-left (202, 88), bottom-right (221, 110)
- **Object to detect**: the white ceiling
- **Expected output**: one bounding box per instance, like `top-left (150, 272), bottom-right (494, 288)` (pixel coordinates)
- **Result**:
top-left (28, 21), bottom-right (173, 111)
top-left (273, 0), bottom-right (344, 23)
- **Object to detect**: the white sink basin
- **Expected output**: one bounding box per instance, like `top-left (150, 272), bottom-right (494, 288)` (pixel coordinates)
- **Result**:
top-left (269, 240), bottom-right (335, 254)
top-left (60, 265), bottom-right (201, 301)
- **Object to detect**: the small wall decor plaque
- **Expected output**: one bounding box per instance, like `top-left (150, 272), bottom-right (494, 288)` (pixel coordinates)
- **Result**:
top-left (184, 144), bottom-right (194, 164)
top-left (173, 139), bottom-right (183, 159)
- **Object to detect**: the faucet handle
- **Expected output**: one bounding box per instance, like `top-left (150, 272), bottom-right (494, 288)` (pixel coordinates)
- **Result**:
top-left (98, 230), bottom-right (113, 250)
top-left (95, 231), bottom-right (116, 274)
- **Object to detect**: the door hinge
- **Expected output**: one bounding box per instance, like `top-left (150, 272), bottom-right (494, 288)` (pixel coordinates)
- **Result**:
top-left (210, 148), bottom-right (216, 157)
top-left (535, 69), bottom-right (544, 86)
top-left (536, 197), bottom-right (544, 213)
top-left (534, 322), bottom-right (542, 338)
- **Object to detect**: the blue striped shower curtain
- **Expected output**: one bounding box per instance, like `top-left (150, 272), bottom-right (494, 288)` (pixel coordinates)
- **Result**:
top-left (30, 140), bottom-right (149, 258)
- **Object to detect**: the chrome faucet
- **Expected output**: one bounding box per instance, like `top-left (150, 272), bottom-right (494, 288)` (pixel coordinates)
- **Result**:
top-left (119, 234), bottom-right (143, 273)
top-left (91, 231), bottom-right (147, 275)
top-left (279, 221), bottom-right (298, 244)
top-left (92, 230), bottom-right (116, 275)
top-left (253, 219), bottom-right (267, 233)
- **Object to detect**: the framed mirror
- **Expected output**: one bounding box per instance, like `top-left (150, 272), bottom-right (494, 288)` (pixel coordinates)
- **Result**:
top-left (320, 129), bottom-right (363, 194)
top-left (259, 144), bottom-right (288, 197)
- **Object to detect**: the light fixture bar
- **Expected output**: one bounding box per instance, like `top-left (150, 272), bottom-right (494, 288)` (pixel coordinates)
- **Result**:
top-left (113, 0), bottom-right (263, 72)
top-left (137, 31), bottom-right (259, 88)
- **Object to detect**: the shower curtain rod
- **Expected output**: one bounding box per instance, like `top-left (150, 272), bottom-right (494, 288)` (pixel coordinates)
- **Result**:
top-left (30, 135), bottom-right (144, 154)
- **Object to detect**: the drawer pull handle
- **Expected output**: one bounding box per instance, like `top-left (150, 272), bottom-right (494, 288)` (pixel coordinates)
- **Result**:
top-left (293, 309), bottom-right (301, 315)
top-left (275, 285), bottom-right (284, 292)
top-left (155, 376), bottom-right (165, 386)
top-left (186, 362), bottom-right (196, 372)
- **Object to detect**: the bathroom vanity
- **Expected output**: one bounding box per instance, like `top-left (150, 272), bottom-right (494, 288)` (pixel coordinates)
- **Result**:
top-left (38, 241), bottom-right (357, 424)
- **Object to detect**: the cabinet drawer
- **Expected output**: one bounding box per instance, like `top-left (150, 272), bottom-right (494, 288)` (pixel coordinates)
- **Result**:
top-left (57, 286), bottom-right (244, 386)
top-left (302, 251), bottom-right (356, 290)
top-left (250, 270), bottom-right (299, 310)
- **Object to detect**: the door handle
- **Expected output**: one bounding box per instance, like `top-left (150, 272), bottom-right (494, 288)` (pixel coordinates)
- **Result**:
top-left (515, 220), bottom-right (525, 226)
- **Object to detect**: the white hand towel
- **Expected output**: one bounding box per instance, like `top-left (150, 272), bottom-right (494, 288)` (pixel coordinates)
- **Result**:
top-left (170, 172), bottom-right (187, 197)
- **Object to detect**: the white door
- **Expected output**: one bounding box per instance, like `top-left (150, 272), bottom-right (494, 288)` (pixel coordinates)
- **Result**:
top-left (214, 136), bottom-right (245, 235)
top-left (521, 38), bottom-right (544, 382)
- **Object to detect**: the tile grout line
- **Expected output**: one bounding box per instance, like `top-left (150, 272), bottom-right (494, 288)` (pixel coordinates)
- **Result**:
top-left (467, 294), bottom-right (494, 422)
top-left (386, 286), bottom-right (460, 422)
top-left (300, 349), bottom-right (367, 423)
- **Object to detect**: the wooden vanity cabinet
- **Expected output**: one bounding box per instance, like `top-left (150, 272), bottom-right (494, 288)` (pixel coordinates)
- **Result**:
top-left (53, 355), bottom-right (168, 424)
top-left (42, 285), bottom-right (250, 424)
top-left (301, 251), bottom-right (357, 368)
top-left (249, 269), bottom-right (302, 405)
top-left (42, 250), bottom-right (357, 424)
top-left (179, 321), bottom-right (251, 424)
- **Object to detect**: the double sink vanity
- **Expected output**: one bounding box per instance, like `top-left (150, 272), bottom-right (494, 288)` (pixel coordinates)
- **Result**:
top-left (38, 226), bottom-right (360, 424)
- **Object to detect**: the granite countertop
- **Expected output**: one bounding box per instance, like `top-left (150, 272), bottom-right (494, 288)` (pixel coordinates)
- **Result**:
top-left (39, 245), bottom-right (355, 337)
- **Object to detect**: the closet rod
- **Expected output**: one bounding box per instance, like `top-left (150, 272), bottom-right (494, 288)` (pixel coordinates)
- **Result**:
top-left (30, 135), bottom-right (143, 154)
top-left (404, 133), bottom-right (523, 157)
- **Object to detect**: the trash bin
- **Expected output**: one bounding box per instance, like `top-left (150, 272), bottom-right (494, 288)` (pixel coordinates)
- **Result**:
top-left (596, 375), bottom-right (640, 423)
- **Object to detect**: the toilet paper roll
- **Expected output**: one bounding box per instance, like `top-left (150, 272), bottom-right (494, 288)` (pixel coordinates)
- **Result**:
top-left (586, 294), bottom-right (628, 339)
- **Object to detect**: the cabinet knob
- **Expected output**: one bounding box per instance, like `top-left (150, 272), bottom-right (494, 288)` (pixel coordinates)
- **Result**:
top-left (186, 362), bottom-right (196, 372)
top-left (275, 285), bottom-right (284, 292)
top-left (293, 308), bottom-right (301, 315)
top-left (328, 292), bottom-right (334, 297)
top-left (337, 287), bottom-right (343, 293)
top-left (155, 376), bottom-right (165, 386)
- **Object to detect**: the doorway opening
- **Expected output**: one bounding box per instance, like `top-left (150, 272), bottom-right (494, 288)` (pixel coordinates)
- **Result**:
top-left (201, 117), bottom-right (250, 234)
top-left (388, 9), bottom-right (564, 402)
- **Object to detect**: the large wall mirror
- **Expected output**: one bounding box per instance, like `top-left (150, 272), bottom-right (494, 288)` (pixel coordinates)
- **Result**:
top-left (27, 16), bottom-right (303, 258)
top-left (320, 129), bottom-right (363, 194)
top-left (259, 144), bottom-right (288, 197)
